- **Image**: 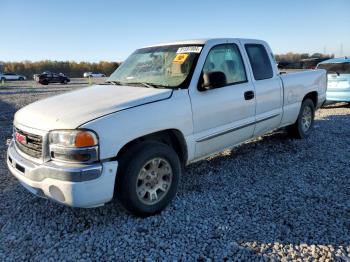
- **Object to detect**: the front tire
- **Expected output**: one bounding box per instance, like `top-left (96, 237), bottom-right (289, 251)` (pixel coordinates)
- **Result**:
top-left (287, 98), bottom-right (315, 139)
top-left (116, 141), bottom-right (181, 217)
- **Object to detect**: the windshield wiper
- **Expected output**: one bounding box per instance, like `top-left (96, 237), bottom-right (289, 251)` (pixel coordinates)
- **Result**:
top-left (126, 82), bottom-right (169, 89)
top-left (139, 82), bottom-right (157, 88)
top-left (125, 82), bottom-right (154, 88)
top-left (104, 80), bottom-right (124, 85)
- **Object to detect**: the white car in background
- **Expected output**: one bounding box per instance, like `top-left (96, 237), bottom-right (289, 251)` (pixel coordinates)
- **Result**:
top-left (83, 72), bottom-right (106, 78)
top-left (0, 73), bottom-right (26, 81)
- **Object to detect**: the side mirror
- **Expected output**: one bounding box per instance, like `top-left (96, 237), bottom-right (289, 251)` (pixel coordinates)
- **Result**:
top-left (199, 71), bottom-right (227, 91)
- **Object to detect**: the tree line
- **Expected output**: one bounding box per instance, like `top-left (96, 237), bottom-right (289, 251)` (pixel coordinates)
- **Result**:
top-left (0, 60), bottom-right (120, 78)
top-left (275, 52), bottom-right (334, 63)
top-left (0, 52), bottom-right (335, 78)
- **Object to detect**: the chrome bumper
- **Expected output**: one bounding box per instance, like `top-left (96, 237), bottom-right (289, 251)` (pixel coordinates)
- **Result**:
top-left (7, 139), bottom-right (102, 182)
top-left (6, 139), bottom-right (118, 208)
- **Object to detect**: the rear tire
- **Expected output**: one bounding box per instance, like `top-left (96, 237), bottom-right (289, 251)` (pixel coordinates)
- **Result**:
top-left (287, 98), bottom-right (315, 139)
top-left (19, 77), bottom-right (24, 81)
top-left (116, 141), bottom-right (181, 217)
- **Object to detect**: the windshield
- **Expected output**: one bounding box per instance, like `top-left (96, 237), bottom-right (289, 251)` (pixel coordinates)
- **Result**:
top-left (317, 62), bottom-right (350, 74)
top-left (107, 45), bottom-right (203, 88)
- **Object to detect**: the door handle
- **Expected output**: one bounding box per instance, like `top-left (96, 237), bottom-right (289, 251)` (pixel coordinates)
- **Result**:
top-left (244, 91), bottom-right (255, 100)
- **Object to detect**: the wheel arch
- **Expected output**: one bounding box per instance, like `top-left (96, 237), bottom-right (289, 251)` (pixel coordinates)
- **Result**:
top-left (116, 129), bottom-right (188, 165)
top-left (303, 91), bottom-right (318, 108)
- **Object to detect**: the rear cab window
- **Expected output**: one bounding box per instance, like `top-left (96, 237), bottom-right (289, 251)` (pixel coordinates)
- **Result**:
top-left (245, 44), bottom-right (273, 80)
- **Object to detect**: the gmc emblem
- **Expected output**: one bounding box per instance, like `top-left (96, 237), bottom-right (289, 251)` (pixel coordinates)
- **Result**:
top-left (15, 132), bottom-right (27, 145)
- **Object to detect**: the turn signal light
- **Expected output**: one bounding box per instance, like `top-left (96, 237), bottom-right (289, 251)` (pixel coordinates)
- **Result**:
top-left (75, 131), bottom-right (98, 147)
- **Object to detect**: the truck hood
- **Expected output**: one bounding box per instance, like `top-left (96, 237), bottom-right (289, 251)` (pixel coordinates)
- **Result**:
top-left (14, 85), bottom-right (172, 131)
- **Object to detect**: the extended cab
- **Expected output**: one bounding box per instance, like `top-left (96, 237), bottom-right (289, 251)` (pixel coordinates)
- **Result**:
top-left (7, 38), bottom-right (327, 216)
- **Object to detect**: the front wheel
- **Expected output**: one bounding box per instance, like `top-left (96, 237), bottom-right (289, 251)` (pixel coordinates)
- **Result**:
top-left (116, 141), bottom-right (181, 217)
top-left (287, 98), bottom-right (315, 139)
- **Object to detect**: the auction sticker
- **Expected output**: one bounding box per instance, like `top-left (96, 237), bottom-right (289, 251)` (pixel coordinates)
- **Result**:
top-left (173, 53), bottom-right (189, 64)
top-left (177, 46), bottom-right (202, 53)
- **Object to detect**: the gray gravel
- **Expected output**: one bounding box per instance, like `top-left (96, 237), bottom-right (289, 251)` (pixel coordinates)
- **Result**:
top-left (1, 80), bottom-right (350, 261)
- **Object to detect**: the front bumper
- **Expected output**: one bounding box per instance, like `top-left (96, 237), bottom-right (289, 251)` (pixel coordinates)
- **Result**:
top-left (7, 139), bottom-right (118, 208)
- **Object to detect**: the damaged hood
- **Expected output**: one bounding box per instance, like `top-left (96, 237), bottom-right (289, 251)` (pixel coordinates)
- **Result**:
top-left (14, 84), bottom-right (172, 131)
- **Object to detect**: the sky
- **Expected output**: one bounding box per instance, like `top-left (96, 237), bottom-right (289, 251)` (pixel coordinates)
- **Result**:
top-left (1, 0), bottom-right (349, 62)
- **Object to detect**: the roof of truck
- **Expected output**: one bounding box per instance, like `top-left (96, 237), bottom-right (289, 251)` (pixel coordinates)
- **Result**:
top-left (143, 38), bottom-right (262, 48)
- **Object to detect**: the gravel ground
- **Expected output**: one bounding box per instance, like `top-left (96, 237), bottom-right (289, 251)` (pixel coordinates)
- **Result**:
top-left (0, 80), bottom-right (350, 261)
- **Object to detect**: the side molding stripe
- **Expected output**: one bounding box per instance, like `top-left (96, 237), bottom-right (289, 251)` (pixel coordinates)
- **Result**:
top-left (196, 113), bottom-right (280, 142)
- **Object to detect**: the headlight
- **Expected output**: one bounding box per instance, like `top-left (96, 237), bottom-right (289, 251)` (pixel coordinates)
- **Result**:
top-left (48, 130), bottom-right (99, 163)
top-left (49, 130), bottom-right (98, 147)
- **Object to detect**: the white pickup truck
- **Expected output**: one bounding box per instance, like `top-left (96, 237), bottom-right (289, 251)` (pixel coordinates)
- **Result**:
top-left (7, 38), bottom-right (327, 216)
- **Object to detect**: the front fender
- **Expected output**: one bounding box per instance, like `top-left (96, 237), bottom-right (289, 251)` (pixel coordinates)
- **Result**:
top-left (80, 90), bottom-right (194, 160)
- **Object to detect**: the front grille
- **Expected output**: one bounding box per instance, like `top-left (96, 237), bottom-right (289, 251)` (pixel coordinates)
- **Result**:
top-left (15, 128), bottom-right (43, 158)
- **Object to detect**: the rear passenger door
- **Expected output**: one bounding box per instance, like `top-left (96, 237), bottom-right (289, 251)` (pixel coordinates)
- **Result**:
top-left (45, 73), bottom-right (53, 82)
top-left (52, 73), bottom-right (61, 83)
top-left (189, 40), bottom-right (256, 159)
top-left (241, 41), bottom-right (283, 136)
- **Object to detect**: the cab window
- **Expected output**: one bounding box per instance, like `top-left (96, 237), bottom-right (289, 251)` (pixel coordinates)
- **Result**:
top-left (245, 44), bottom-right (273, 80)
top-left (201, 44), bottom-right (247, 89)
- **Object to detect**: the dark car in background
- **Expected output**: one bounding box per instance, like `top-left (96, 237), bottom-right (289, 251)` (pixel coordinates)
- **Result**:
top-left (278, 58), bottom-right (331, 70)
top-left (37, 72), bottom-right (70, 85)
top-left (300, 58), bottom-right (330, 69)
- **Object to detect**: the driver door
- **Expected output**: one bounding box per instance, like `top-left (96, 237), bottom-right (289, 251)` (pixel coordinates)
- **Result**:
top-left (189, 41), bottom-right (256, 159)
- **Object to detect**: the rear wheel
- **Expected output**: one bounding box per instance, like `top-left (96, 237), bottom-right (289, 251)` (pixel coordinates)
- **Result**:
top-left (61, 79), bottom-right (68, 84)
top-left (19, 77), bottom-right (24, 81)
top-left (287, 98), bottom-right (315, 139)
top-left (116, 141), bottom-right (181, 217)
top-left (41, 80), bottom-right (49, 85)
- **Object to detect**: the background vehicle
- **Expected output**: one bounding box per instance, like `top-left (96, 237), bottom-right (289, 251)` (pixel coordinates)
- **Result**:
top-left (37, 72), bottom-right (70, 85)
top-left (7, 38), bottom-right (326, 217)
top-left (317, 57), bottom-right (350, 103)
top-left (300, 58), bottom-right (329, 69)
top-left (33, 74), bottom-right (40, 81)
top-left (0, 73), bottom-right (26, 81)
top-left (34, 71), bottom-right (52, 82)
top-left (83, 72), bottom-right (106, 78)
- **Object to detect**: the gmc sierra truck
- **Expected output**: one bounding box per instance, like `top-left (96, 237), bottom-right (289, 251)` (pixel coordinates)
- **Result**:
top-left (7, 38), bottom-right (327, 216)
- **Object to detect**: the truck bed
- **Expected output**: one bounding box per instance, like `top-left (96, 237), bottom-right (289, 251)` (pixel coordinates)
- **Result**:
top-left (279, 69), bottom-right (327, 126)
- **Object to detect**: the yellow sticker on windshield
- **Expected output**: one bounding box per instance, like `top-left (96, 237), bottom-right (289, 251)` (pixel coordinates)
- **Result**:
top-left (172, 53), bottom-right (189, 64)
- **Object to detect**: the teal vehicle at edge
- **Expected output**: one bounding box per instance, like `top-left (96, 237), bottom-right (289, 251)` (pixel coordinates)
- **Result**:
top-left (317, 57), bottom-right (350, 103)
